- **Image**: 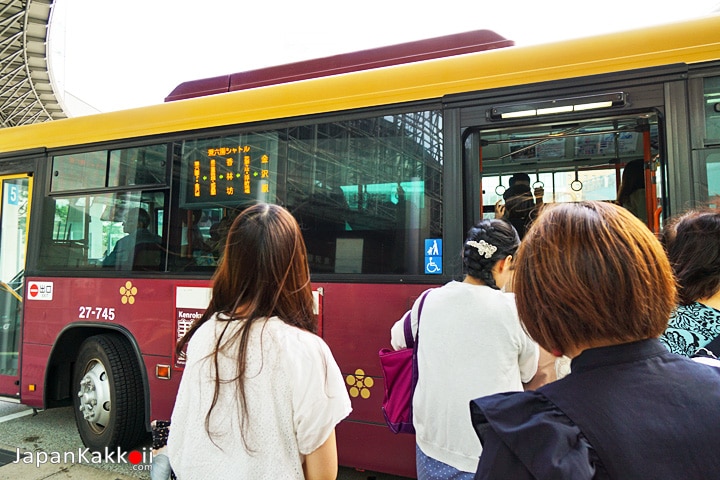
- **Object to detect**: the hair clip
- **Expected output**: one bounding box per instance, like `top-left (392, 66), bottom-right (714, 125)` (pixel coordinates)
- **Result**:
top-left (467, 239), bottom-right (497, 259)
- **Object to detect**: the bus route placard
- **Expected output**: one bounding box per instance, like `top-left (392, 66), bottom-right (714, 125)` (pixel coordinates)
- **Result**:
top-left (181, 141), bottom-right (276, 208)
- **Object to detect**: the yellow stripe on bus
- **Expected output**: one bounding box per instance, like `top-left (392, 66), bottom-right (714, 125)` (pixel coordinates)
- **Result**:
top-left (1, 15), bottom-right (719, 153)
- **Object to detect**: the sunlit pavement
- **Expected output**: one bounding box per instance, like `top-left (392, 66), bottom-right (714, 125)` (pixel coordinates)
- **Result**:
top-left (0, 400), bottom-right (411, 479)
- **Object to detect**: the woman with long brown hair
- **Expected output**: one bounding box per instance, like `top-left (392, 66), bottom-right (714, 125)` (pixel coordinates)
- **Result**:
top-left (471, 201), bottom-right (720, 479)
top-left (168, 203), bottom-right (351, 479)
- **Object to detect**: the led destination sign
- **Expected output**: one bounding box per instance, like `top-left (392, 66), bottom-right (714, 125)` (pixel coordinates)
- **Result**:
top-left (183, 142), bottom-right (274, 207)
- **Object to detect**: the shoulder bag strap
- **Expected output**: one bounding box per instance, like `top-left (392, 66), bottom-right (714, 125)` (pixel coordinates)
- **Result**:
top-left (403, 311), bottom-right (414, 349)
top-left (403, 288), bottom-right (432, 348)
top-left (411, 288), bottom-right (433, 392)
top-left (413, 288), bottom-right (432, 346)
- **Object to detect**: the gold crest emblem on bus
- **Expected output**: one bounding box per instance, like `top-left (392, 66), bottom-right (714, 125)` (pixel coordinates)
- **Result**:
top-left (346, 368), bottom-right (373, 399)
top-left (120, 281), bottom-right (138, 305)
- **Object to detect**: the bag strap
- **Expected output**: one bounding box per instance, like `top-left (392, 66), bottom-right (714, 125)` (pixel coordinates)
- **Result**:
top-left (402, 288), bottom-right (431, 349)
top-left (410, 289), bottom-right (433, 397)
top-left (403, 311), bottom-right (414, 349)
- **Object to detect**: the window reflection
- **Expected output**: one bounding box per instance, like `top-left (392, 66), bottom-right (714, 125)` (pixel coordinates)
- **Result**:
top-left (175, 112), bottom-right (443, 275)
top-left (703, 76), bottom-right (720, 142)
top-left (38, 192), bottom-right (166, 271)
top-left (51, 144), bottom-right (168, 193)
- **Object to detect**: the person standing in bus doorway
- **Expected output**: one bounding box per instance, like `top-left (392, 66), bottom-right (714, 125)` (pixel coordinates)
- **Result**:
top-left (102, 207), bottom-right (161, 269)
top-left (660, 208), bottom-right (720, 357)
top-left (495, 173), bottom-right (544, 239)
top-left (167, 203), bottom-right (352, 480)
top-left (471, 202), bottom-right (720, 480)
top-left (389, 218), bottom-right (540, 479)
top-left (616, 159), bottom-right (647, 223)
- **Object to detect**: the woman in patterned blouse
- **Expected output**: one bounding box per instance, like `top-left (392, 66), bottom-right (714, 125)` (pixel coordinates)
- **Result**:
top-left (660, 208), bottom-right (720, 356)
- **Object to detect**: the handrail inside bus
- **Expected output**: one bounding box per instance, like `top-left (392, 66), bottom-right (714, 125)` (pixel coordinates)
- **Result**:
top-left (654, 206), bottom-right (663, 235)
top-left (0, 281), bottom-right (22, 302)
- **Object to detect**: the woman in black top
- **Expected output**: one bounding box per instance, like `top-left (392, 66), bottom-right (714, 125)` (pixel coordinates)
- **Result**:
top-left (471, 201), bottom-right (720, 479)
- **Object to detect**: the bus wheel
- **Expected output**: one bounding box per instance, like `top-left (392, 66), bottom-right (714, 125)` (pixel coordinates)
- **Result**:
top-left (73, 334), bottom-right (145, 451)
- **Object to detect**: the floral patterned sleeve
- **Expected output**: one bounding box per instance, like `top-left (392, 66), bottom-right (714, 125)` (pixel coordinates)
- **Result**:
top-left (660, 303), bottom-right (720, 356)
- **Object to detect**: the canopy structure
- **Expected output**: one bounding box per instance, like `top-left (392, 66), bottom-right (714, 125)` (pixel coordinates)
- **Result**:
top-left (0, 0), bottom-right (65, 128)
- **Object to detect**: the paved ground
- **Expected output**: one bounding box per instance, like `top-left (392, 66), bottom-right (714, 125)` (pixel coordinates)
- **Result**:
top-left (0, 400), bottom-right (411, 479)
top-left (0, 401), bottom-right (143, 479)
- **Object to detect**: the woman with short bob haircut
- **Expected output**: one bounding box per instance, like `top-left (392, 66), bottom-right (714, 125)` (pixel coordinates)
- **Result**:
top-left (168, 203), bottom-right (351, 480)
top-left (517, 201), bottom-right (674, 355)
top-left (471, 201), bottom-right (720, 480)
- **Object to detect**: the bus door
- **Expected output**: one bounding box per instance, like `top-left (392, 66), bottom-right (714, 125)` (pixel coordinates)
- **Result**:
top-left (465, 112), bottom-right (663, 230)
top-left (0, 174), bottom-right (32, 398)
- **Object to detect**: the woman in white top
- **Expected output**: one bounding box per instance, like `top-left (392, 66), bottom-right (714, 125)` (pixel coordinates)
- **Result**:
top-left (390, 218), bottom-right (539, 479)
top-left (168, 203), bottom-right (351, 480)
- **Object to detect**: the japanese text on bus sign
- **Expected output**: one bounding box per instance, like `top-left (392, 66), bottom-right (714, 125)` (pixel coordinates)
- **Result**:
top-left (189, 145), bottom-right (271, 204)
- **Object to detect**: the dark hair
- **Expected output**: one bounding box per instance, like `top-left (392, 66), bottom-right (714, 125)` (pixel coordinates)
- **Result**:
top-left (176, 203), bottom-right (315, 448)
top-left (503, 187), bottom-right (537, 239)
top-left (662, 208), bottom-right (720, 305)
top-left (127, 207), bottom-right (150, 228)
top-left (463, 218), bottom-right (520, 289)
top-left (514, 201), bottom-right (676, 354)
top-left (503, 183), bottom-right (532, 200)
top-left (505, 193), bottom-right (535, 218)
top-left (509, 172), bottom-right (531, 187)
top-left (617, 159), bottom-right (645, 206)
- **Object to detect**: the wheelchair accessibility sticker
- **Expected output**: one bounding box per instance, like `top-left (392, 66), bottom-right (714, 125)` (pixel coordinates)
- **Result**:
top-left (425, 239), bottom-right (442, 275)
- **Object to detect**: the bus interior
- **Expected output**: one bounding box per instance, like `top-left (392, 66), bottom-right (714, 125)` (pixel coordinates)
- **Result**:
top-left (468, 111), bottom-right (662, 232)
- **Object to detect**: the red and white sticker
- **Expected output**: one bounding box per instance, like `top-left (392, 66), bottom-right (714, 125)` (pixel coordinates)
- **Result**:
top-left (27, 281), bottom-right (53, 301)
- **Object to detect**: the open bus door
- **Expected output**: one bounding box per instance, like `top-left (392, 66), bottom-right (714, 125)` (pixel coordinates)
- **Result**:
top-left (469, 112), bottom-right (664, 231)
top-left (0, 175), bottom-right (32, 399)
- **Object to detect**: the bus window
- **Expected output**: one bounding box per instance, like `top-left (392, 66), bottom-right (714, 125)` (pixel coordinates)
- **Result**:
top-left (703, 76), bottom-right (720, 209)
top-left (173, 133), bottom-right (278, 271)
top-left (51, 144), bottom-right (168, 192)
top-left (703, 76), bottom-right (720, 142)
top-left (173, 111), bottom-right (443, 275)
top-left (41, 144), bottom-right (170, 272)
top-left (476, 114), bottom-right (658, 221)
top-left (285, 114), bottom-right (443, 275)
top-left (108, 145), bottom-right (168, 186)
top-left (38, 191), bottom-right (166, 270)
top-left (51, 151), bottom-right (107, 191)
top-left (101, 199), bottom-right (164, 270)
top-left (179, 208), bottom-right (217, 266)
top-left (704, 152), bottom-right (720, 208)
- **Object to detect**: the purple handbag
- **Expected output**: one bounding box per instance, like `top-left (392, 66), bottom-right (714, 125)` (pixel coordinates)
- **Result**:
top-left (378, 289), bottom-right (431, 434)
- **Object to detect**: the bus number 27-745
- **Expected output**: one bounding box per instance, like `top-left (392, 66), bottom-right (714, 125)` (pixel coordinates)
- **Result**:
top-left (78, 307), bottom-right (116, 321)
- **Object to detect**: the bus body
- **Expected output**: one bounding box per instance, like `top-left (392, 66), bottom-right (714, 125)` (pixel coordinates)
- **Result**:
top-left (1, 16), bottom-right (720, 477)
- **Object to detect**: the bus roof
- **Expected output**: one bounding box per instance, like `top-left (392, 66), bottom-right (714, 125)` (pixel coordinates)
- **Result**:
top-left (2, 15), bottom-right (720, 155)
top-left (165, 30), bottom-right (514, 101)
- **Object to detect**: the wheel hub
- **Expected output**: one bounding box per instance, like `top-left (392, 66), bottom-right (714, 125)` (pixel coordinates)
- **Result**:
top-left (77, 361), bottom-right (111, 428)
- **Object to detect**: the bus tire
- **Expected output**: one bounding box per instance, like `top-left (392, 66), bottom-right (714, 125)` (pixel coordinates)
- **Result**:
top-left (73, 334), bottom-right (145, 452)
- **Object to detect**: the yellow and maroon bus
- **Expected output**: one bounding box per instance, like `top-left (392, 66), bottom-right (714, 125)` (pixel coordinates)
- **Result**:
top-left (0, 16), bottom-right (719, 477)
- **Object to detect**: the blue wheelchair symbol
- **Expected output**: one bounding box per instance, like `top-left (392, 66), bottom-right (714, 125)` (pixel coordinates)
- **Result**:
top-left (425, 257), bottom-right (442, 274)
top-left (424, 239), bottom-right (443, 274)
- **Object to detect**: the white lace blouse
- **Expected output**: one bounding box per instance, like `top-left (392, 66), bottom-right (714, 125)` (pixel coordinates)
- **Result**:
top-left (168, 314), bottom-right (351, 479)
